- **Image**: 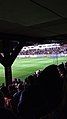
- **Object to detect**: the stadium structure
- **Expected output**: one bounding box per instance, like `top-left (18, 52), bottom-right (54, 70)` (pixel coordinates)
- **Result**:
top-left (18, 43), bottom-right (67, 58)
top-left (0, 0), bottom-right (66, 87)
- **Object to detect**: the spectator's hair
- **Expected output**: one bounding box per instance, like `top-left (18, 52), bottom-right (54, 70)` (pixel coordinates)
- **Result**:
top-left (39, 64), bottom-right (63, 112)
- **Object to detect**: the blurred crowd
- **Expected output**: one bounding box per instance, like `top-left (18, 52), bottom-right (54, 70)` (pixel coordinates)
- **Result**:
top-left (0, 62), bottom-right (67, 119)
top-left (19, 45), bottom-right (67, 56)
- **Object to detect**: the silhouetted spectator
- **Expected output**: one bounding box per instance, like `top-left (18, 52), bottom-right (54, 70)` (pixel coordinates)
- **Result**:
top-left (17, 79), bottom-right (22, 84)
top-left (13, 83), bottom-right (24, 113)
top-left (0, 107), bottom-right (18, 119)
top-left (0, 90), bottom-right (4, 108)
top-left (1, 85), bottom-right (9, 97)
top-left (18, 64), bottom-right (64, 119)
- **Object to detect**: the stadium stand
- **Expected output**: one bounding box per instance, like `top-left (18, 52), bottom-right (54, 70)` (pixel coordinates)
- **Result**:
top-left (0, 0), bottom-right (67, 118)
top-left (18, 43), bottom-right (67, 58)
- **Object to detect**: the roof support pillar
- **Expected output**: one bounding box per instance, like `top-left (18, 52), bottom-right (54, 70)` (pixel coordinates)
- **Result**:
top-left (3, 40), bottom-right (12, 87)
top-left (1, 40), bottom-right (23, 87)
top-left (4, 66), bottom-right (12, 87)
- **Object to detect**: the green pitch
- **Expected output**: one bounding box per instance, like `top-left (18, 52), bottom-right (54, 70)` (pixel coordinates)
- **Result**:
top-left (0, 56), bottom-right (67, 85)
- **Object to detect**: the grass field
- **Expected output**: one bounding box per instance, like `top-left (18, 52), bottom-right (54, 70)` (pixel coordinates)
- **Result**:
top-left (0, 56), bottom-right (67, 85)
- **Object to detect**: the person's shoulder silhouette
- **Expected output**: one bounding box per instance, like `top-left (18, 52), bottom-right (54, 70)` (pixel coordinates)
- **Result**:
top-left (0, 107), bottom-right (18, 119)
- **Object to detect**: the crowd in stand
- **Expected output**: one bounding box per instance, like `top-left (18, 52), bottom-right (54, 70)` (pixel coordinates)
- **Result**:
top-left (0, 62), bottom-right (67, 119)
top-left (19, 45), bottom-right (67, 56)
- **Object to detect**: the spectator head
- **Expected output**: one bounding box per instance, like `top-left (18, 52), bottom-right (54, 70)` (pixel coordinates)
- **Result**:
top-left (17, 79), bottom-right (22, 84)
top-left (1, 83), bottom-right (4, 87)
top-left (39, 64), bottom-right (63, 112)
top-left (18, 83), bottom-right (24, 91)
